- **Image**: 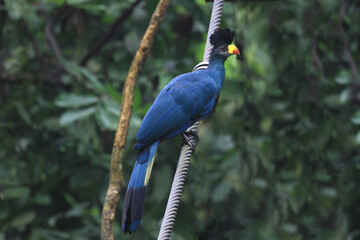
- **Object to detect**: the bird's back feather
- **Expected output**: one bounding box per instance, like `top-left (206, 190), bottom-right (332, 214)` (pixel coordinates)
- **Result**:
top-left (134, 71), bottom-right (218, 150)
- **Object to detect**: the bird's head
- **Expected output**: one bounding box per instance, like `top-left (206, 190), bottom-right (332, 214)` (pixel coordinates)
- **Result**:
top-left (210, 28), bottom-right (240, 58)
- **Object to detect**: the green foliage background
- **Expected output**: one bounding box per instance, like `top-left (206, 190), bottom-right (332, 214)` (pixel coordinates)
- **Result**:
top-left (1, 0), bottom-right (360, 239)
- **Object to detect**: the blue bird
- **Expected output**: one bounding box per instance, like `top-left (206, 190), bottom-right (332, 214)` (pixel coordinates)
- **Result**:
top-left (122, 28), bottom-right (240, 234)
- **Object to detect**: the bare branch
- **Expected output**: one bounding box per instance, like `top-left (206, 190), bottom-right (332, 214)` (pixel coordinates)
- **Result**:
top-left (0, 0), bottom-right (7, 50)
top-left (311, 38), bottom-right (323, 73)
top-left (0, 0), bottom-right (7, 103)
top-left (338, 0), bottom-right (359, 83)
top-left (38, 8), bottom-right (64, 63)
top-left (79, 0), bottom-right (142, 66)
top-left (21, 19), bottom-right (44, 63)
top-left (101, 0), bottom-right (171, 239)
top-left (309, 0), bottom-right (323, 75)
top-left (0, 74), bottom-right (65, 86)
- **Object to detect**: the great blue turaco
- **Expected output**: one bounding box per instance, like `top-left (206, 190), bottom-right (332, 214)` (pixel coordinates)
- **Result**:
top-left (122, 28), bottom-right (240, 234)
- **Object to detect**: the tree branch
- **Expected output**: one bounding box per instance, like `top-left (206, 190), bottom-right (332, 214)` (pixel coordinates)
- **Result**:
top-left (101, 0), bottom-right (171, 239)
top-left (0, 0), bottom-right (7, 104)
top-left (0, 76), bottom-right (65, 87)
top-left (338, 0), bottom-right (359, 83)
top-left (309, 0), bottom-right (323, 75)
top-left (0, 0), bottom-right (7, 50)
top-left (79, 0), bottom-right (142, 66)
top-left (311, 38), bottom-right (323, 73)
top-left (21, 18), bottom-right (44, 63)
top-left (38, 8), bottom-right (64, 63)
top-left (0, 70), bottom-right (69, 86)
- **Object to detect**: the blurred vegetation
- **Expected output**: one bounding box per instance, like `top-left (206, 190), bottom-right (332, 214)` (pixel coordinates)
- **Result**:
top-left (1, 0), bottom-right (360, 239)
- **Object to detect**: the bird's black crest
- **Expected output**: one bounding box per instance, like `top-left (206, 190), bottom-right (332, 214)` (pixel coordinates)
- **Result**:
top-left (210, 28), bottom-right (235, 47)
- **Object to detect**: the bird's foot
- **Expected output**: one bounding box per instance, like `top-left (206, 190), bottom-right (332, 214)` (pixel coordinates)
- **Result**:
top-left (181, 130), bottom-right (199, 151)
top-left (186, 129), bottom-right (199, 141)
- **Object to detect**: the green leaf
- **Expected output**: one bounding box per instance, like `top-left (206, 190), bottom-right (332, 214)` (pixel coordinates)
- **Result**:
top-left (64, 202), bottom-right (89, 218)
top-left (4, 0), bottom-right (23, 20)
top-left (151, 164), bottom-right (172, 201)
top-left (3, 187), bottom-right (30, 199)
top-left (55, 93), bottom-right (99, 108)
top-left (95, 107), bottom-right (118, 130)
top-left (212, 181), bottom-right (232, 202)
top-left (335, 70), bottom-right (351, 85)
top-left (133, 86), bottom-right (142, 111)
top-left (260, 117), bottom-right (272, 133)
top-left (106, 84), bottom-right (122, 103)
top-left (356, 131), bottom-right (360, 144)
top-left (66, 0), bottom-right (88, 5)
top-left (80, 68), bottom-right (105, 93)
top-left (351, 111), bottom-right (360, 125)
top-left (13, 101), bottom-right (31, 124)
top-left (103, 98), bottom-right (120, 116)
top-left (46, 0), bottom-right (67, 5)
top-left (59, 107), bottom-right (96, 125)
top-left (124, 32), bottom-right (141, 53)
top-left (138, 102), bottom-right (152, 115)
top-left (339, 88), bottom-right (350, 103)
top-left (34, 193), bottom-right (51, 205)
top-left (11, 211), bottom-right (36, 227)
top-left (316, 171), bottom-right (331, 182)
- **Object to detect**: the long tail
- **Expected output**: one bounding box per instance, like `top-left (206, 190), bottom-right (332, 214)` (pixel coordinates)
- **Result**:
top-left (122, 140), bottom-right (160, 234)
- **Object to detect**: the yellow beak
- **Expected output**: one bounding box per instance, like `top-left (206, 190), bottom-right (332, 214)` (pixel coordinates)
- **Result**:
top-left (228, 44), bottom-right (240, 55)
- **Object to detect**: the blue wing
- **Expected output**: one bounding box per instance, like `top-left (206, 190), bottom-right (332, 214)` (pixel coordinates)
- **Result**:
top-left (134, 71), bottom-right (218, 150)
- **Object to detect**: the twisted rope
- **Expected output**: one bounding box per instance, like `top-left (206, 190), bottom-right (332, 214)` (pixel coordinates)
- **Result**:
top-left (157, 1), bottom-right (224, 239)
top-left (202, 0), bottom-right (224, 63)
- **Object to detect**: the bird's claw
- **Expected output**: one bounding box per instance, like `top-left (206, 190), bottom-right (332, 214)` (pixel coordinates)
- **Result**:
top-left (181, 130), bottom-right (199, 151)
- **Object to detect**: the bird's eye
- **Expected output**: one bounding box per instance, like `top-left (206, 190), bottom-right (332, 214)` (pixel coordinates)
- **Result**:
top-left (220, 46), bottom-right (226, 51)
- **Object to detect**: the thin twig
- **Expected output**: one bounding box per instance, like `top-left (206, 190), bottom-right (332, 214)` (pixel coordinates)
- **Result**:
top-left (101, 0), bottom-right (171, 239)
top-left (0, 76), bottom-right (65, 87)
top-left (21, 18), bottom-right (44, 63)
top-left (0, 0), bottom-right (7, 50)
top-left (311, 38), bottom-right (323, 73)
top-left (79, 0), bottom-right (142, 66)
top-left (0, 0), bottom-right (7, 103)
top-left (38, 8), bottom-right (65, 73)
top-left (309, 0), bottom-right (323, 75)
top-left (338, 0), bottom-right (359, 82)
